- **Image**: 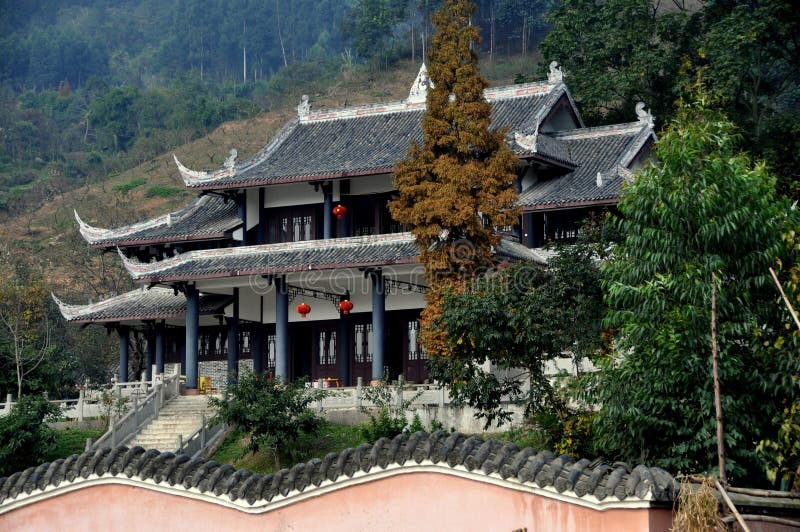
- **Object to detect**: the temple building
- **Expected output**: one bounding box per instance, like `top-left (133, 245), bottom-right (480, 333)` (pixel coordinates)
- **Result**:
top-left (54, 63), bottom-right (655, 392)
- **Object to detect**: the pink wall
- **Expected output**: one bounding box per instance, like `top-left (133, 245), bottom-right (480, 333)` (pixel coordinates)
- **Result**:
top-left (1, 471), bottom-right (673, 531)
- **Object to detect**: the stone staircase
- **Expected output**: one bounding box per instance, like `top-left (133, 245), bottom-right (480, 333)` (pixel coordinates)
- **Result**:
top-left (128, 394), bottom-right (218, 451)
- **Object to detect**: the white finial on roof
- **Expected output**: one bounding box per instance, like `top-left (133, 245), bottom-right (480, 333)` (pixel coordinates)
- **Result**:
top-left (635, 102), bottom-right (654, 127)
top-left (548, 61), bottom-right (564, 84)
top-left (597, 172), bottom-right (604, 187)
top-left (223, 148), bottom-right (238, 170)
top-left (407, 63), bottom-right (433, 104)
top-left (297, 95), bottom-right (310, 118)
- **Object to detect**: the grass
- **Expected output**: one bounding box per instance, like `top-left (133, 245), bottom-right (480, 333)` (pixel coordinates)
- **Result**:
top-left (211, 422), bottom-right (364, 475)
top-left (146, 185), bottom-right (181, 198)
top-left (113, 177), bottom-right (147, 193)
top-left (43, 427), bottom-right (104, 462)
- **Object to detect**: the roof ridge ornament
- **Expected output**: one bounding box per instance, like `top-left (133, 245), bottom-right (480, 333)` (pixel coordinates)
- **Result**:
top-left (548, 61), bottom-right (564, 84)
top-left (407, 63), bottom-right (433, 104)
top-left (513, 119), bottom-right (539, 152)
top-left (223, 148), bottom-right (238, 170)
top-left (297, 95), bottom-right (310, 118)
top-left (635, 102), bottom-right (654, 128)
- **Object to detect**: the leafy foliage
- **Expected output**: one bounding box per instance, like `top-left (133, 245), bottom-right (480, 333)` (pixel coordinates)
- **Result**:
top-left (0, 263), bottom-right (54, 399)
top-left (757, 401), bottom-right (800, 491)
top-left (539, 0), bottom-right (800, 198)
top-left (357, 375), bottom-right (423, 442)
top-left (390, 0), bottom-right (520, 359)
top-left (210, 372), bottom-right (326, 470)
top-left (0, 395), bottom-right (60, 476)
top-left (584, 87), bottom-right (798, 481)
top-left (391, 0), bottom-right (519, 282)
top-left (540, 0), bottom-right (694, 125)
top-left (427, 228), bottom-right (605, 428)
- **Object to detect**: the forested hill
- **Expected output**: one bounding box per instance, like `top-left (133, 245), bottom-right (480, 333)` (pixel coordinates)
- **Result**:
top-left (0, 0), bottom-right (546, 90)
top-left (0, 0), bottom-right (550, 221)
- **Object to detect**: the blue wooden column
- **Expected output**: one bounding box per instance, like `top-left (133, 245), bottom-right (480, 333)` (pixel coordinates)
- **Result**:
top-left (185, 284), bottom-right (200, 391)
top-left (250, 296), bottom-right (264, 375)
top-left (118, 326), bottom-right (129, 382)
top-left (226, 288), bottom-right (239, 384)
top-left (337, 204), bottom-right (349, 238)
top-left (178, 335), bottom-right (186, 376)
top-left (371, 270), bottom-right (385, 381)
top-left (525, 212), bottom-right (536, 248)
top-left (146, 329), bottom-right (156, 380)
top-left (338, 293), bottom-right (351, 386)
top-left (275, 276), bottom-right (289, 380)
top-left (323, 182), bottom-right (333, 239)
top-left (256, 189), bottom-right (266, 244)
top-left (155, 322), bottom-right (165, 374)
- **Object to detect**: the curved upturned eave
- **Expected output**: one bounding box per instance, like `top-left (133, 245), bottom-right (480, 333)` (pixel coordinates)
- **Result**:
top-left (75, 196), bottom-right (240, 248)
top-left (51, 292), bottom-right (85, 321)
top-left (173, 154), bottom-right (236, 186)
top-left (74, 210), bottom-right (113, 243)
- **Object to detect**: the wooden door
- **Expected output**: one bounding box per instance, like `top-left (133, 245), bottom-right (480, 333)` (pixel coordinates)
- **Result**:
top-left (312, 326), bottom-right (338, 382)
top-left (403, 320), bottom-right (428, 383)
top-left (352, 322), bottom-right (373, 383)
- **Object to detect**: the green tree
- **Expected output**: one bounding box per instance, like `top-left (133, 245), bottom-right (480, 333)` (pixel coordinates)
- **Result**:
top-left (209, 373), bottom-right (326, 470)
top-left (427, 229), bottom-right (606, 428)
top-left (345, 0), bottom-right (408, 66)
top-left (0, 264), bottom-right (54, 399)
top-left (0, 395), bottom-right (60, 476)
top-left (586, 87), bottom-right (797, 480)
top-left (700, 0), bottom-right (800, 198)
top-left (389, 0), bottom-right (519, 354)
top-left (539, 0), bottom-right (695, 125)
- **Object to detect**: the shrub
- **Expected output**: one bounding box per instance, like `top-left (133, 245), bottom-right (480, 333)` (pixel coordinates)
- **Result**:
top-left (0, 395), bottom-right (60, 476)
top-left (210, 372), bottom-right (326, 470)
top-left (146, 185), bottom-right (181, 198)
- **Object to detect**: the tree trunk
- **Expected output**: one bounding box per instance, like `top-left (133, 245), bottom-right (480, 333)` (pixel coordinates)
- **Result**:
top-left (711, 272), bottom-right (727, 484)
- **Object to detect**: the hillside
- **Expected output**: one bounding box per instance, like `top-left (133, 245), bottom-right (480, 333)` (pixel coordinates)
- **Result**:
top-left (4, 58), bottom-right (536, 294)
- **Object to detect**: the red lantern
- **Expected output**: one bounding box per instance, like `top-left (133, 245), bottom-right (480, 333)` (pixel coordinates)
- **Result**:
top-left (296, 302), bottom-right (311, 318)
top-left (338, 299), bottom-right (354, 315)
top-left (332, 204), bottom-right (347, 220)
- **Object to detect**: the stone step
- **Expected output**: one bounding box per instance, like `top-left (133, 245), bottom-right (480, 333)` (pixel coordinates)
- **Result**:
top-left (122, 395), bottom-right (220, 453)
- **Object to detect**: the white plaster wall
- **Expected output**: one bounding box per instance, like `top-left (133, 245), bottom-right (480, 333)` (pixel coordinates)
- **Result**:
top-left (540, 98), bottom-right (580, 132)
top-left (348, 174), bottom-right (394, 195)
top-left (264, 182), bottom-right (321, 208)
top-left (245, 188), bottom-right (259, 230)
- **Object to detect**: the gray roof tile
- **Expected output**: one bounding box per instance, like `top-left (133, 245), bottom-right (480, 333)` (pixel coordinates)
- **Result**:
top-left (120, 233), bottom-right (545, 283)
top-left (76, 195), bottom-right (241, 248)
top-left (52, 287), bottom-right (231, 323)
top-left (122, 233), bottom-right (420, 282)
top-left (518, 122), bottom-right (654, 209)
top-left (178, 82), bottom-right (558, 190)
top-left (0, 432), bottom-right (679, 509)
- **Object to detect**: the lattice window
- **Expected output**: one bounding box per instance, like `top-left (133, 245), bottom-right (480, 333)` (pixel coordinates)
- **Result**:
top-left (318, 330), bottom-right (337, 366)
top-left (407, 321), bottom-right (427, 360)
top-left (239, 331), bottom-right (251, 358)
top-left (354, 323), bottom-right (373, 364)
top-left (266, 334), bottom-right (277, 368)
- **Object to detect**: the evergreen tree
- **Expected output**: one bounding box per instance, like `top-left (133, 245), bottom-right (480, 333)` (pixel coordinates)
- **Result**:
top-left (585, 85), bottom-right (798, 481)
top-left (389, 0), bottom-right (519, 355)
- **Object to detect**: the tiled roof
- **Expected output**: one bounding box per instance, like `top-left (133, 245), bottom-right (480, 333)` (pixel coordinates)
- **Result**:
top-left (518, 122), bottom-right (654, 210)
top-left (0, 432), bottom-right (678, 510)
top-left (176, 81), bottom-right (566, 190)
top-left (121, 233), bottom-right (421, 282)
top-left (497, 239), bottom-right (549, 265)
top-left (52, 287), bottom-right (232, 323)
top-left (75, 195), bottom-right (242, 248)
top-left (120, 233), bottom-right (546, 283)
